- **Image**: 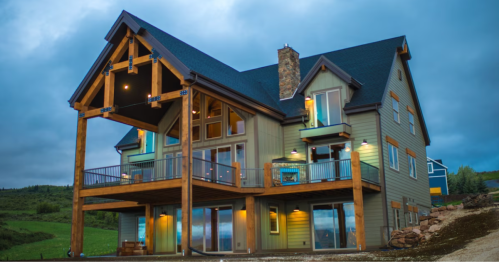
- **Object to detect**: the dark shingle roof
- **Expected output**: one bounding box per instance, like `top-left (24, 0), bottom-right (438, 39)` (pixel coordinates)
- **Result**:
top-left (115, 127), bottom-right (140, 149)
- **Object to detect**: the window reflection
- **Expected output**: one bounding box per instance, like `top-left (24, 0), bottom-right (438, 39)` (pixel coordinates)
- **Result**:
top-left (206, 96), bottom-right (222, 118)
top-left (312, 202), bottom-right (356, 250)
top-left (228, 108), bottom-right (244, 135)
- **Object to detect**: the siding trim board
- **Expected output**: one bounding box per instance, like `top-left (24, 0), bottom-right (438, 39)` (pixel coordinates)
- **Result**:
top-left (389, 91), bottom-right (400, 102)
top-left (391, 201), bottom-right (401, 209)
top-left (385, 136), bottom-right (399, 147)
top-left (406, 148), bottom-right (416, 158)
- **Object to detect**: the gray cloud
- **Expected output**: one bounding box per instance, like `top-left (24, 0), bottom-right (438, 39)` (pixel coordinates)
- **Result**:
top-left (0, 0), bottom-right (497, 188)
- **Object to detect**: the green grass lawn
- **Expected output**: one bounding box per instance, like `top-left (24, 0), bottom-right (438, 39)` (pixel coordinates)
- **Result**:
top-left (480, 171), bottom-right (499, 181)
top-left (0, 221), bottom-right (117, 260)
top-left (443, 200), bottom-right (462, 206)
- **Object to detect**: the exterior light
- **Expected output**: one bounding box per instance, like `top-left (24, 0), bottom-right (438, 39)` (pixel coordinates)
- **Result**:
top-left (241, 205), bottom-right (246, 211)
top-left (312, 147), bottom-right (316, 150)
top-left (294, 206), bottom-right (300, 212)
top-left (291, 148), bottom-right (297, 154)
top-left (305, 96), bottom-right (311, 101)
top-left (192, 110), bottom-right (196, 114)
top-left (148, 94), bottom-right (151, 98)
top-left (345, 146), bottom-right (351, 152)
top-left (159, 211), bottom-right (166, 217)
top-left (362, 139), bottom-right (368, 146)
top-left (124, 85), bottom-right (128, 90)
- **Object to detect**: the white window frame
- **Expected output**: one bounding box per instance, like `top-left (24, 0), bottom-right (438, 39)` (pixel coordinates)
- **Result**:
top-left (415, 212), bottom-right (418, 224)
top-left (428, 162), bottom-right (434, 173)
top-left (408, 155), bottom-right (417, 179)
top-left (393, 209), bottom-right (400, 230)
top-left (313, 89), bottom-right (343, 127)
top-left (388, 143), bottom-right (399, 171)
top-left (409, 112), bottom-right (415, 135)
top-left (269, 206), bottom-right (279, 234)
top-left (408, 212), bottom-right (413, 223)
top-left (392, 98), bottom-right (400, 123)
top-left (227, 106), bottom-right (245, 137)
top-left (165, 117), bottom-right (181, 146)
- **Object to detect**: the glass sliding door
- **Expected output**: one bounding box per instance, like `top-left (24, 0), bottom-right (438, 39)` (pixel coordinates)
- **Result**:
top-left (310, 142), bottom-right (352, 181)
top-left (176, 206), bottom-right (233, 253)
top-left (312, 202), bottom-right (356, 250)
top-left (314, 90), bottom-right (342, 127)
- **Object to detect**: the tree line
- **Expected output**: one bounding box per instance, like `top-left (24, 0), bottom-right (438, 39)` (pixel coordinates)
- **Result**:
top-left (448, 165), bottom-right (488, 194)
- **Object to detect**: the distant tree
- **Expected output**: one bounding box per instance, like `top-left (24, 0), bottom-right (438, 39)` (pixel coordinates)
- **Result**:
top-left (97, 211), bottom-right (105, 220)
top-left (47, 187), bottom-right (50, 193)
top-left (114, 213), bottom-right (119, 223)
top-left (476, 175), bottom-right (489, 193)
top-left (447, 172), bottom-right (458, 194)
top-left (104, 212), bottom-right (114, 225)
top-left (34, 185), bottom-right (39, 191)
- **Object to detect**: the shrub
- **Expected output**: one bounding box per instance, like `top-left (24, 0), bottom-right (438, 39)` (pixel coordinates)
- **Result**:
top-left (104, 212), bottom-right (114, 225)
top-left (36, 202), bottom-right (60, 214)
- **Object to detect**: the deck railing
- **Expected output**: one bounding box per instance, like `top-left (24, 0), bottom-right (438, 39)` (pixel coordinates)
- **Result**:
top-left (270, 159), bottom-right (352, 186)
top-left (192, 157), bottom-right (236, 186)
top-left (360, 161), bottom-right (380, 184)
top-left (241, 168), bottom-right (264, 188)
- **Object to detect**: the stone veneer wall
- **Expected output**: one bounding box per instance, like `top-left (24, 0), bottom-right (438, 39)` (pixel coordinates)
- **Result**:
top-left (278, 46), bottom-right (300, 99)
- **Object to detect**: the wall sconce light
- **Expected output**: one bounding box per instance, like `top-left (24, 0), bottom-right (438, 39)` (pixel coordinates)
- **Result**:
top-left (159, 211), bottom-right (166, 217)
top-left (294, 206), bottom-right (300, 212)
top-left (124, 85), bottom-right (129, 90)
top-left (305, 96), bottom-right (311, 101)
top-left (148, 94), bottom-right (151, 98)
top-left (192, 110), bottom-right (197, 114)
top-left (241, 205), bottom-right (246, 211)
top-left (345, 146), bottom-right (351, 152)
top-left (291, 148), bottom-right (297, 154)
top-left (362, 139), bottom-right (368, 146)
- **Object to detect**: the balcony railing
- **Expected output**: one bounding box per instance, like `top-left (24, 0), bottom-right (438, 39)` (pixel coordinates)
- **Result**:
top-left (360, 161), bottom-right (380, 184)
top-left (270, 159), bottom-right (352, 186)
top-left (192, 157), bottom-right (235, 186)
top-left (269, 159), bottom-right (380, 186)
top-left (241, 168), bottom-right (264, 188)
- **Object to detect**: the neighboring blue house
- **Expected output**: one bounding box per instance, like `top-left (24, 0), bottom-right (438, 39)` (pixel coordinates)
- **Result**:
top-left (427, 157), bottom-right (449, 195)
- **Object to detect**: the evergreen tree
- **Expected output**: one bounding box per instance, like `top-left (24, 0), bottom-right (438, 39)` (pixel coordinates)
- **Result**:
top-left (47, 187), bottom-right (50, 193)
top-left (456, 171), bottom-right (467, 194)
top-left (476, 175), bottom-right (489, 193)
top-left (463, 175), bottom-right (477, 193)
top-left (447, 172), bottom-right (458, 194)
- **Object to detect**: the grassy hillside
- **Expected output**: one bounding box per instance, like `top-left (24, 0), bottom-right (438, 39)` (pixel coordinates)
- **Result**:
top-left (478, 170), bottom-right (499, 181)
top-left (0, 221), bottom-right (117, 260)
top-left (0, 186), bottom-right (120, 259)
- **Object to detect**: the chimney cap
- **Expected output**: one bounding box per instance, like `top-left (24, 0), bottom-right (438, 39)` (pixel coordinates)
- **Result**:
top-left (284, 43), bottom-right (288, 48)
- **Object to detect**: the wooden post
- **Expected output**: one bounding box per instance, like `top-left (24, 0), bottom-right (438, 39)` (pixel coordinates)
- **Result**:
top-left (103, 72), bottom-right (115, 118)
top-left (181, 85), bottom-right (193, 256)
top-left (351, 151), bottom-right (366, 250)
top-left (151, 60), bottom-right (162, 109)
top-left (246, 196), bottom-right (256, 253)
top-left (145, 204), bottom-right (154, 255)
top-left (233, 162), bottom-right (241, 188)
top-left (71, 117), bottom-right (87, 257)
top-left (264, 163), bottom-right (272, 188)
top-left (128, 32), bottom-right (139, 75)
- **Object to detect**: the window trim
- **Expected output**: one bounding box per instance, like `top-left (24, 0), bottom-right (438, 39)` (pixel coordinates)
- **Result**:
top-left (313, 89), bottom-right (343, 127)
top-left (164, 116), bottom-right (181, 146)
top-left (392, 98), bottom-right (400, 123)
top-left (408, 155), bottom-right (417, 179)
top-left (269, 205), bottom-right (279, 234)
top-left (428, 162), bottom-right (434, 174)
top-left (408, 112), bottom-right (415, 135)
top-left (205, 95), bottom-right (223, 119)
top-left (227, 106), bottom-right (246, 137)
top-left (388, 143), bottom-right (399, 171)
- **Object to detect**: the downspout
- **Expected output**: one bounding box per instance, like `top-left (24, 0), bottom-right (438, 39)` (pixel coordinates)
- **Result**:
top-left (376, 104), bottom-right (390, 244)
top-left (115, 147), bottom-right (122, 155)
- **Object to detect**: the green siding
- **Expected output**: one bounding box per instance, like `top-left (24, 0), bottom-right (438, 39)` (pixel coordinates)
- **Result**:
top-left (283, 123), bottom-right (306, 161)
top-left (258, 198), bottom-right (287, 250)
top-left (380, 55), bottom-right (431, 229)
top-left (121, 148), bottom-right (140, 165)
top-left (286, 200), bottom-right (310, 249)
top-left (119, 211), bottom-right (142, 243)
top-left (154, 205), bottom-right (175, 253)
top-left (257, 113), bottom-right (283, 167)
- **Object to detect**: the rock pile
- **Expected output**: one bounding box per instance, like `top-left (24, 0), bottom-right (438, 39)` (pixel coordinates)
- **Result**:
top-left (388, 204), bottom-right (464, 248)
top-left (463, 194), bottom-right (494, 209)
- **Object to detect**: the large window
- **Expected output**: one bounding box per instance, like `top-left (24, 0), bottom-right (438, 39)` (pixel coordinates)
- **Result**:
top-left (314, 90), bottom-right (342, 127)
top-left (137, 216), bottom-right (145, 243)
top-left (139, 130), bottom-right (155, 153)
top-left (192, 125), bottom-right (200, 141)
top-left (428, 162), bottom-right (434, 173)
top-left (206, 96), bottom-right (222, 118)
top-left (165, 118), bottom-right (180, 145)
top-left (192, 92), bottom-right (201, 120)
top-left (388, 143), bottom-right (399, 170)
top-left (269, 206), bottom-right (279, 234)
top-left (392, 98), bottom-right (399, 123)
top-left (408, 155), bottom-right (417, 179)
top-left (236, 143), bottom-right (245, 179)
top-left (228, 107), bottom-right (245, 136)
top-left (312, 202), bottom-right (356, 250)
top-left (409, 112), bottom-right (415, 135)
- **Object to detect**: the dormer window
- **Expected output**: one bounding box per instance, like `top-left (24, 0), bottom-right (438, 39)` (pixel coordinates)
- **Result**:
top-left (314, 90), bottom-right (341, 127)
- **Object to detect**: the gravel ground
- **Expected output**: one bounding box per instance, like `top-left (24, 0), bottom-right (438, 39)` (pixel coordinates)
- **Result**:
top-left (438, 228), bottom-right (499, 261)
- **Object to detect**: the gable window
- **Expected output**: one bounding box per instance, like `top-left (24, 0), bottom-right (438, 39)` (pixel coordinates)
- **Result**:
top-left (269, 206), bottom-right (279, 234)
top-left (388, 143), bottom-right (399, 170)
top-left (206, 122), bottom-right (222, 139)
top-left (165, 118), bottom-right (180, 146)
top-left (428, 163), bottom-right (434, 173)
top-left (228, 107), bottom-right (245, 136)
top-left (408, 155), bottom-right (417, 179)
top-left (206, 95), bottom-right (222, 118)
top-left (314, 90), bottom-right (342, 127)
top-left (409, 112), bottom-right (415, 135)
top-left (192, 92), bottom-right (201, 120)
top-left (392, 98), bottom-right (399, 123)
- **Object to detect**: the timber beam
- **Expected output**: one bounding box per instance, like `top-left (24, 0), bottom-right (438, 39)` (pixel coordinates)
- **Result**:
top-left (339, 132), bottom-right (350, 139)
top-left (147, 88), bottom-right (187, 105)
top-left (128, 28), bottom-right (139, 74)
top-left (78, 107), bottom-right (116, 119)
top-left (107, 114), bottom-right (158, 133)
top-left (109, 55), bottom-right (152, 73)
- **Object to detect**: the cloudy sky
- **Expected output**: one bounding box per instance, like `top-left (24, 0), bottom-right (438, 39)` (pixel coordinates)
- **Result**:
top-left (0, 0), bottom-right (497, 188)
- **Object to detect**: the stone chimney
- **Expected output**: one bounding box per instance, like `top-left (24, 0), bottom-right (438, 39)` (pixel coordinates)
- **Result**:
top-left (278, 44), bottom-right (300, 100)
